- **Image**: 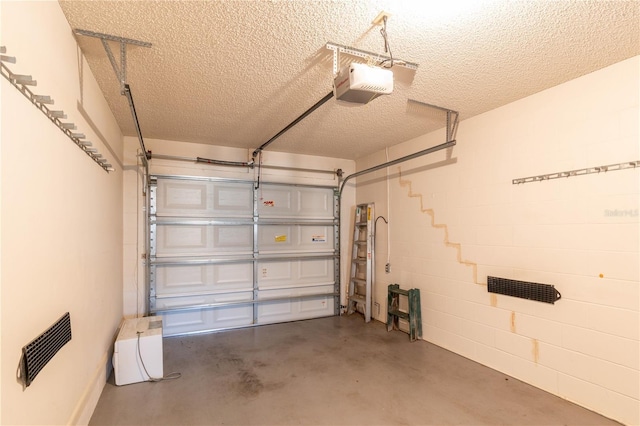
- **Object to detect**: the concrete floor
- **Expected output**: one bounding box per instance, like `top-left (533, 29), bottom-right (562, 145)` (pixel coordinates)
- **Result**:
top-left (90, 315), bottom-right (619, 425)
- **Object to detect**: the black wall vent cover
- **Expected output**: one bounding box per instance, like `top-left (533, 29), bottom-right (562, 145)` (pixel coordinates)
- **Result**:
top-left (488, 276), bottom-right (561, 304)
top-left (17, 312), bottom-right (72, 388)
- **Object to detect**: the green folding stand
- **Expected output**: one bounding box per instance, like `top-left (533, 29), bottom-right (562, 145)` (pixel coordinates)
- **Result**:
top-left (386, 284), bottom-right (422, 342)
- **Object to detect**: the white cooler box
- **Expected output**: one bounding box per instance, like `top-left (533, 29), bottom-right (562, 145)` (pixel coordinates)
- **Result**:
top-left (113, 316), bottom-right (163, 385)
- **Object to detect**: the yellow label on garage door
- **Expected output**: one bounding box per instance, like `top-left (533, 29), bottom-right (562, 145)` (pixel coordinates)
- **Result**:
top-left (275, 235), bottom-right (287, 242)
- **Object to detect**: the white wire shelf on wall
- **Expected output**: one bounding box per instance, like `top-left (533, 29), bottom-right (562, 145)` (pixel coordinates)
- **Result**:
top-left (512, 160), bottom-right (639, 185)
top-left (0, 46), bottom-right (114, 173)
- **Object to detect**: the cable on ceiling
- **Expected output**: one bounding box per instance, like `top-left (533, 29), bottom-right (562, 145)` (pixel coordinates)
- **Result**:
top-left (379, 16), bottom-right (394, 68)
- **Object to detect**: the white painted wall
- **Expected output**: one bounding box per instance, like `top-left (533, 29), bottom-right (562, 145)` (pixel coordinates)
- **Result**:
top-left (357, 56), bottom-right (639, 424)
top-left (122, 137), bottom-right (355, 318)
top-left (1, 2), bottom-right (123, 425)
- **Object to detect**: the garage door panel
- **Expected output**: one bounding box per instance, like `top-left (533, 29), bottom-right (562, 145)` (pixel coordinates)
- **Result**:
top-left (215, 226), bottom-right (253, 248)
top-left (298, 190), bottom-right (331, 217)
top-left (164, 182), bottom-right (207, 211)
top-left (258, 188), bottom-right (292, 214)
top-left (157, 180), bottom-right (253, 218)
top-left (163, 308), bottom-right (209, 329)
top-left (156, 262), bottom-right (253, 295)
top-left (299, 258), bottom-right (331, 279)
top-left (162, 306), bottom-right (254, 336)
top-left (214, 185), bottom-right (253, 214)
top-left (298, 226), bottom-right (333, 251)
top-left (162, 225), bottom-right (207, 250)
top-left (299, 297), bottom-right (333, 314)
top-left (150, 176), bottom-right (338, 334)
top-left (161, 264), bottom-right (207, 289)
top-left (259, 184), bottom-right (334, 219)
top-left (156, 224), bottom-right (253, 257)
top-left (259, 261), bottom-right (292, 282)
top-left (258, 258), bottom-right (334, 290)
top-left (257, 285), bottom-right (335, 323)
top-left (158, 292), bottom-right (254, 336)
top-left (258, 225), bottom-right (334, 253)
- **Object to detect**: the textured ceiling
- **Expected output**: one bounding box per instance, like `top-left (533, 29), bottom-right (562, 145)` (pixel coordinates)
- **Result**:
top-left (58, 0), bottom-right (640, 161)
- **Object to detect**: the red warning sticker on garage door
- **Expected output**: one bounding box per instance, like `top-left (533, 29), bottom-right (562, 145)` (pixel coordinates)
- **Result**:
top-left (263, 200), bottom-right (275, 207)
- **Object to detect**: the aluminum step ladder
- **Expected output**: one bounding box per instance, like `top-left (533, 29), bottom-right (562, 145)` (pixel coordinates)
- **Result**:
top-left (347, 203), bottom-right (374, 322)
top-left (386, 284), bottom-right (422, 342)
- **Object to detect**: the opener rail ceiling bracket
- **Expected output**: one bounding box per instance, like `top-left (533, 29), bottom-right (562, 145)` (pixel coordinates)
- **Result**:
top-left (73, 29), bottom-right (152, 95)
top-left (326, 42), bottom-right (419, 75)
top-left (74, 29), bottom-right (152, 171)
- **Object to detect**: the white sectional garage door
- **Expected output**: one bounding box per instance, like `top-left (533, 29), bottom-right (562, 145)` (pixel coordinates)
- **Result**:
top-left (148, 175), bottom-right (339, 336)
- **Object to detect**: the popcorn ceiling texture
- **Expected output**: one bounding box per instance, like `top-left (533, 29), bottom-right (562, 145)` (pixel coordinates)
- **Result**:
top-left (58, 0), bottom-right (639, 160)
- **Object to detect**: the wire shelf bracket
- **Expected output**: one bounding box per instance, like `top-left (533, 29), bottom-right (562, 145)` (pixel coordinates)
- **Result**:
top-left (1, 46), bottom-right (114, 172)
top-left (512, 160), bottom-right (640, 184)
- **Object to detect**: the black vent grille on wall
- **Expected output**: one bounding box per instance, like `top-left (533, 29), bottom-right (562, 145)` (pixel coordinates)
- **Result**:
top-left (17, 312), bottom-right (72, 388)
top-left (488, 276), bottom-right (561, 304)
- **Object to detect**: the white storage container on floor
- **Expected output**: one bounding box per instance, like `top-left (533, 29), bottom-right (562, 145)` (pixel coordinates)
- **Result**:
top-left (113, 316), bottom-right (163, 386)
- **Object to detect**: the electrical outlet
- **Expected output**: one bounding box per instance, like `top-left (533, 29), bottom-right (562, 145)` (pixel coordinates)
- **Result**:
top-left (385, 263), bottom-right (390, 273)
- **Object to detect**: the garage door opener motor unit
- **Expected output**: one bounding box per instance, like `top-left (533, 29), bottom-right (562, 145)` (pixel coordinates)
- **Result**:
top-left (334, 63), bottom-right (393, 104)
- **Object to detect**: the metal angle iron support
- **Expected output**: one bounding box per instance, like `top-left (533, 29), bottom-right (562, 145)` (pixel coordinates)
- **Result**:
top-left (74, 29), bottom-right (152, 95)
top-left (407, 99), bottom-right (459, 145)
top-left (0, 52), bottom-right (113, 172)
top-left (74, 29), bottom-right (152, 173)
top-left (326, 42), bottom-right (419, 75)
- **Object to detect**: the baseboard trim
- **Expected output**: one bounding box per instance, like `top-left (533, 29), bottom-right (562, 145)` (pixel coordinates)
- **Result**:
top-left (67, 350), bottom-right (111, 425)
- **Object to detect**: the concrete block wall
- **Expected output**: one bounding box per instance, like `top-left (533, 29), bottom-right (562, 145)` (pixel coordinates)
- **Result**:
top-left (1, 2), bottom-right (124, 424)
top-left (356, 56), bottom-right (639, 424)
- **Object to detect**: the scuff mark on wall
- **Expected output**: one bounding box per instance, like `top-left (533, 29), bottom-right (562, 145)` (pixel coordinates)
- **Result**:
top-left (510, 311), bottom-right (516, 333)
top-left (532, 339), bottom-right (540, 363)
top-left (398, 167), bottom-right (482, 285)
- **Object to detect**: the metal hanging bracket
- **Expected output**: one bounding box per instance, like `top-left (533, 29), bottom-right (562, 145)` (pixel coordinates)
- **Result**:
top-left (73, 30), bottom-right (152, 173)
top-left (74, 29), bottom-right (152, 94)
top-left (1, 45), bottom-right (114, 172)
top-left (407, 99), bottom-right (459, 143)
top-left (326, 42), bottom-right (418, 75)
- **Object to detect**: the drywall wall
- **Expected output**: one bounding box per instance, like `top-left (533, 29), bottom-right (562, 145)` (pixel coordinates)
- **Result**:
top-left (1, 2), bottom-right (123, 425)
top-left (122, 137), bottom-right (355, 317)
top-left (356, 56), bottom-right (639, 424)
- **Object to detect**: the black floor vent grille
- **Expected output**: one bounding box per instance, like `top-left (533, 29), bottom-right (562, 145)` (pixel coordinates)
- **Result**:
top-left (488, 276), bottom-right (561, 304)
top-left (17, 312), bottom-right (72, 388)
